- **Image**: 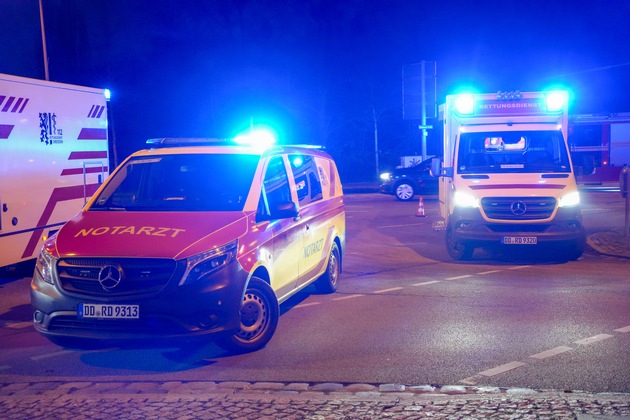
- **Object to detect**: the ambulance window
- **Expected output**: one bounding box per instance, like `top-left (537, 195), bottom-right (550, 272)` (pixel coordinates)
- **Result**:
top-left (259, 156), bottom-right (292, 218)
top-left (289, 154), bottom-right (323, 205)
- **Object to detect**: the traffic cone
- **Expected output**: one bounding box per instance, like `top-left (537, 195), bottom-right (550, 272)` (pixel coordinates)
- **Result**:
top-left (416, 196), bottom-right (426, 217)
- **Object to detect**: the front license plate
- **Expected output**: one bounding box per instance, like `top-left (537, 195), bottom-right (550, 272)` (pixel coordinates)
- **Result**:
top-left (78, 304), bottom-right (139, 319)
top-left (502, 236), bottom-right (537, 245)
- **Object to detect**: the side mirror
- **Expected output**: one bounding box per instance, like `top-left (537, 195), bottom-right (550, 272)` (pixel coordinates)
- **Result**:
top-left (258, 200), bottom-right (299, 223)
top-left (430, 158), bottom-right (442, 178)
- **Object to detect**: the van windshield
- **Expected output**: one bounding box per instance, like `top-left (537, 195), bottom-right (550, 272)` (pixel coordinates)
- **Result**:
top-left (91, 154), bottom-right (260, 211)
top-left (457, 130), bottom-right (571, 174)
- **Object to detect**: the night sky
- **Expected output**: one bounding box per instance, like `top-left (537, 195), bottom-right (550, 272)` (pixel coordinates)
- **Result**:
top-left (2, 0), bottom-right (629, 181)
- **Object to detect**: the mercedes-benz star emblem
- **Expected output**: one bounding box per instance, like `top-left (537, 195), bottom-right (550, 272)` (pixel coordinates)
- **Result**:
top-left (511, 201), bottom-right (527, 216)
top-left (98, 265), bottom-right (123, 290)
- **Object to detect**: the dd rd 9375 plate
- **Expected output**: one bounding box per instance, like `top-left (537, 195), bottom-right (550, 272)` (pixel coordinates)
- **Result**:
top-left (78, 303), bottom-right (139, 319)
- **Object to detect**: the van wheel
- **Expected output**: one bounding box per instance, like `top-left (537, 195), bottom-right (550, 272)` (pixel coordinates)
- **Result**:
top-left (315, 242), bottom-right (340, 294)
top-left (395, 182), bottom-right (415, 201)
top-left (446, 226), bottom-right (473, 260)
top-left (217, 277), bottom-right (279, 353)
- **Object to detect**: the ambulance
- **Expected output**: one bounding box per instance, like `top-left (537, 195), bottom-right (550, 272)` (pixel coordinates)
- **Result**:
top-left (0, 73), bottom-right (109, 270)
top-left (30, 137), bottom-right (346, 352)
top-left (433, 90), bottom-right (585, 260)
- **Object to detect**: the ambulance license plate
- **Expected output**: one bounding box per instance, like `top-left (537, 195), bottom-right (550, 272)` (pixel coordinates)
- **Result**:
top-left (78, 304), bottom-right (139, 319)
top-left (502, 236), bottom-right (537, 245)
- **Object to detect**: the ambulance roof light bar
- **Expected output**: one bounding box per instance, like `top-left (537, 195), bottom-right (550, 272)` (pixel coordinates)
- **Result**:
top-left (544, 90), bottom-right (568, 113)
top-left (146, 138), bottom-right (229, 147)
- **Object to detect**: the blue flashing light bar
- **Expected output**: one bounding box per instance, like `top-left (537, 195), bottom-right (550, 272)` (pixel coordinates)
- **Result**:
top-left (544, 90), bottom-right (568, 113)
top-left (454, 94), bottom-right (475, 115)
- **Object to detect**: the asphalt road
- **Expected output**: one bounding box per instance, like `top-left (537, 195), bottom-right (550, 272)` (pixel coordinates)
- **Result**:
top-left (0, 190), bottom-right (628, 394)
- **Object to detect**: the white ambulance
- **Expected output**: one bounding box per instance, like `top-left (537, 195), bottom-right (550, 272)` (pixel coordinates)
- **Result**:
top-left (434, 90), bottom-right (585, 260)
top-left (0, 73), bottom-right (109, 270)
top-left (31, 138), bottom-right (346, 352)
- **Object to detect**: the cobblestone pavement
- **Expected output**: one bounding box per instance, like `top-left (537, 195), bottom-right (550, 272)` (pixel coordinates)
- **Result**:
top-left (587, 230), bottom-right (630, 259)
top-left (1, 381), bottom-right (629, 419)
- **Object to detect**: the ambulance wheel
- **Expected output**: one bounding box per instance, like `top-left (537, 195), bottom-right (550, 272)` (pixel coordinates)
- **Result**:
top-left (446, 226), bottom-right (473, 260)
top-left (315, 242), bottom-right (340, 294)
top-left (218, 277), bottom-right (279, 353)
top-left (395, 182), bottom-right (415, 201)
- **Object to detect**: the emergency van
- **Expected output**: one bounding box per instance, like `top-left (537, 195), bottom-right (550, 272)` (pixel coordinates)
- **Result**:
top-left (433, 90), bottom-right (585, 260)
top-left (30, 138), bottom-right (346, 352)
top-left (0, 73), bottom-right (109, 269)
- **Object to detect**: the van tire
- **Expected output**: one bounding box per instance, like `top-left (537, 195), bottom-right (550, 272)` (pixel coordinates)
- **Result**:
top-left (217, 277), bottom-right (279, 353)
top-left (315, 242), bottom-right (341, 294)
top-left (446, 226), bottom-right (473, 260)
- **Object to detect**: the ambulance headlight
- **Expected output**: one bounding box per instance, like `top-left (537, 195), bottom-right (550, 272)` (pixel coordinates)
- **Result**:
top-left (179, 240), bottom-right (238, 285)
top-left (379, 172), bottom-right (392, 181)
top-left (454, 191), bottom-right (479, 208)
top-left (558, 191), bottom-right (580, 208)
top-left (35, 247), bottom-right (58, 285)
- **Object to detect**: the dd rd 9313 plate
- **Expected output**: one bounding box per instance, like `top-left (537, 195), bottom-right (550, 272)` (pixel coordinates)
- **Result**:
top-left (78, 303), bottom-right (139, 319)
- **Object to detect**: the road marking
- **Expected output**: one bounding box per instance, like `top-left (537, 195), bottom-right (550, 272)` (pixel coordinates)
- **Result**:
top-left (614, 325), bottom-right (630, 333)
top-left (478, 361), bottom-right (527, 377)
top-left (373, 287), bottom-right (404, 294)
top-left (294, 302), bottom-right (321, 309)
top-left (412, 281), bottom-right (441, 286)
top-left (332, 294), bottom-right (364, 301)
top-left (446, 275), bottom-right (472, 280)
top-left (6, 322), bottom-right (32, 329)
top-left (378, 223), bottom-right (424, 229)
top-left (529, 346), bottom-right (573, 360)
top-left (31, 350), bottom-right (75, 361)
top-left (575, 334), bottom-right (614, 345)
top-left (508, 265), bottom-right (531, 270)
top-left (478, 270), bottom-right (501, 275)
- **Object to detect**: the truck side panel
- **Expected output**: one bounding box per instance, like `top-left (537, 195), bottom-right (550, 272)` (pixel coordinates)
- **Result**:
top-left (0, 74), bottom-right (109, 267)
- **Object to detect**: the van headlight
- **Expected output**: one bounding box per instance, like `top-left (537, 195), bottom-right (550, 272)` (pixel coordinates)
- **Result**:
top-left (454, 191), bottom-right (479, 208)
top-left (179, 240), bottom-right (238, 286)
top-left (35, 247), bottom-right (58, 285)
top-left (558, 191), bottom-right (580, 208)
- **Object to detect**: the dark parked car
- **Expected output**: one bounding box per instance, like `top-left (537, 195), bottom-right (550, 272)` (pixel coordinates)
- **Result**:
top-left (379, 157), bottom-right (438, 201)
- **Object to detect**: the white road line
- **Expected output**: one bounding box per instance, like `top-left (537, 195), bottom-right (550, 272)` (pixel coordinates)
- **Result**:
top-left (478, 270), bottom-right (501, 275)
top-left (529, 346), bottom-right (573, 360)
top-left (31, 350), bottom-right (75, 361)
top-left (478, 361), bottom-right (527, 377)
top-left (373, 287), bottom-right (404, 294)
top-left (446, 275), bottom-right (472, 280)
top-left (614, 325), bottom-right (630, 333)
top-left (6, 322), bottom-right (32, 329)
top-left (459, 376), bottom-right (480, 386)
top-left (575, 334), bottom-right (614, 345)
top-left (377, 223), bottom-right (424, 229)
top-left (294, 302), bottom-right (321, 309)
top-left (508, 265), bottom-right (531, 270)
top-left (332, 294), bottom-right (365, 301)
top-left (412, 281), bottom-right (441, 286)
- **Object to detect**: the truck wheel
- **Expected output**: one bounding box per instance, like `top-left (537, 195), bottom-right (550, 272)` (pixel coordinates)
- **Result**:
top-left (446, 226), bottom-right (473, 260)
top-left (315, 242), bottom-right (340, 294)
top-left (395, 182), bottom-right (415, 201)
top-left (217, 277), bottom-right (279, 353)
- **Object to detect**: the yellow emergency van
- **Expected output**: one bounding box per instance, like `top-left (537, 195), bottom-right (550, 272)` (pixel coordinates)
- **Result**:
top-left (31, 138), bottom-right (346, 352)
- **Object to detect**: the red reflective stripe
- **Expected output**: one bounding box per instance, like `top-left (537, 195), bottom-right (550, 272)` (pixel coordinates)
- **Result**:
top-left (468, 184), bottom-right (566, 190)
top-left (77, 128), bottom-right (107, 140)
top-left (21, 183), bottom-right (101, 259)
top-left (68, 151), bottom-right (108, 159)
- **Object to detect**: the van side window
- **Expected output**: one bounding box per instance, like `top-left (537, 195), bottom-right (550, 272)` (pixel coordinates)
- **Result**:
top-left (259, 156), bottom-right (292, 218)
top-left (289, 154), bottom-right (323, 205)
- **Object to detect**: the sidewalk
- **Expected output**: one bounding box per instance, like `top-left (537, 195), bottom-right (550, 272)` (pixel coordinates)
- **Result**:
top-left (1, 380), bottom-right (629, 419)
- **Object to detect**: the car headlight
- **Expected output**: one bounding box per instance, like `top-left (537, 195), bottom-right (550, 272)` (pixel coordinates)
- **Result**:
top-left (379, 172), bottom-right (392, 181)
top-left (454, 191), bottom-right (479, 208)
top-left (35, 247), bottom-right (58, 285)
top-left (558, 191), bottom-right (580, 208)
top-left (179, 240), bottom-right (238, 286)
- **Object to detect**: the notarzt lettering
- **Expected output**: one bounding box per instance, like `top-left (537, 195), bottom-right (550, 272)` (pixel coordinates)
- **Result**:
top-left (74, 226), bottom-right (186, 238)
